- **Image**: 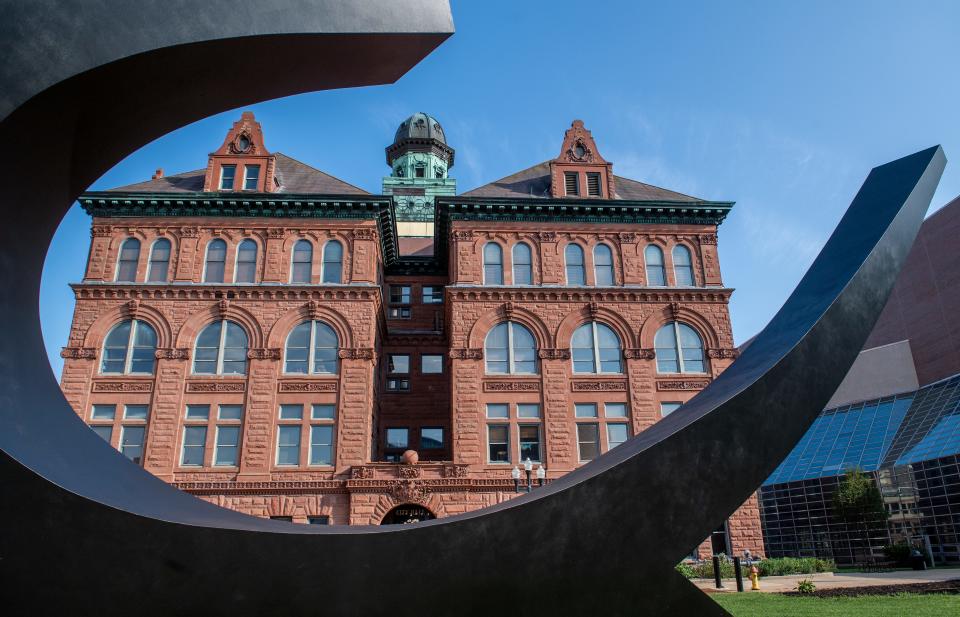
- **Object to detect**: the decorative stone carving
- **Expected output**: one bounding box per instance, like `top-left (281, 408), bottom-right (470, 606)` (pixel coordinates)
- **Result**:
top-left (305, 300), bottom-right (320, 320)
top-left (449, 348), bottom-right (483, 360)
top-left (278, 381), bottom-right (338, 392)
top-left (571, 380), bottom-right (627, 392)
top-left (91, 225), bottom-right (113, 237)
top-left (155, 348), bottom-right (189, 360)
top-left (501, 302), bottom-right (514, 319)
top-left (707, 348), bottom-right (740, 360)
top-left (536, 231), bottom-right (557, 242)
top-left (668, 302), bottom-right (681, 319)
top-left (618, 232), bottom-right (637, 244)
top-left (60, 347), bottom-right (97, 360)
top-left (397, 466), bottom-right (421, 479)
top-left (247, 348), bottom-right (282, 360)
top-left (217, 298), bottom-right (230, 316)
top-left (92, 381), bottom-right (153, 392)
top-left (443, 465), bottom-right (469, 479)
top-left (351, 228), bottom-right (375, 241)
top-left (483, 381), bottom-right (540, 392)
top-left (351, 466), bottom-right (374, 480)
top-left (390, 479), bottom-right (428, 504)
top-left (450, 230), bottom-right (474, 241)
top-left (624, 348), bottom-right (656, 360)
top-left (588, 302), bottom-right (599, 318)
top-left (123, 299), bottom-right (141, 318)
top-left (698, 233), bottom-right (718, 245)
top-left (538, 348), bottom-right (571, 360)
top-left (267, 228), bottom-right (286, 239)
top-left (186, 381), bottom-right (245, 393)
top-left (656, 379), bottom-right (710, 391)
top-left (179, 226), bottom-right (199, 238)
top-left (338, 348), bottom-right (376, 361)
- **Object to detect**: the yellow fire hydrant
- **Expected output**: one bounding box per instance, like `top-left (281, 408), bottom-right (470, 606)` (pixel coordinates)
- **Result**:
top-left (750, 565), bottom-right (760, 591)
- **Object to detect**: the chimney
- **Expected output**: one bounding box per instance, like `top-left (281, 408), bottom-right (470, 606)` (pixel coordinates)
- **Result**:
top-left (151, 168), bottom-right (164, 180)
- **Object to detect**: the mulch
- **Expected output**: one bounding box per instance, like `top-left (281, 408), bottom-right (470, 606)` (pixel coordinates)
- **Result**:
top-left (781, 578), bottom-right (960, 597)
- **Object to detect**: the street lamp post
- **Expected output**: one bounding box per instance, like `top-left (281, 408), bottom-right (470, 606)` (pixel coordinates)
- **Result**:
top-left (523, 458), bottom-right (534, 492)
top-left (512, 460), bottom-right (546, 493)
top-left (536, 463), bottom-right (546, 487)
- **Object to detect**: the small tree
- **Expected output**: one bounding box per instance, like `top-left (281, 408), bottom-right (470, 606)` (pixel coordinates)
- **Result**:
top-left (833, 468), bottom-right (889, 560)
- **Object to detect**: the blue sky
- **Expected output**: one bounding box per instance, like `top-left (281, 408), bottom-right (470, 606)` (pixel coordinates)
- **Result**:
top-left (42, 0), bottom-right (960, 377)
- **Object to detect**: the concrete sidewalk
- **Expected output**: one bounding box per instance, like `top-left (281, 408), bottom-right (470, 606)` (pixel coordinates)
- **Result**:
top-left (693, 567), bottom-right (960, 593)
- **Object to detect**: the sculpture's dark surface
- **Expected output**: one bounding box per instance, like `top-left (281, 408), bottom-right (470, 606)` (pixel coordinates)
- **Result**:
top-left (0, 1), bottom-right (946, 615)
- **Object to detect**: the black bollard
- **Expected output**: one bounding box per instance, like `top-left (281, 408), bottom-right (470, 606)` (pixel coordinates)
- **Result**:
top-left (712, 555), bottom-right (724, 589)
top-left (733, 557), bottom-right (744, 592)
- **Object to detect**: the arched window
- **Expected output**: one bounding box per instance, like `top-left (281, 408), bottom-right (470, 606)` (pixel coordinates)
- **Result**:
top-left (146, 238), bottom-right (171, 283)
top-left (594, 244), bottom-right (614, 286)
top-left (645, 245), bottom-right (666, 286)
top-left (512, 243), bottom-right (532, 285)
top-left (565, 244), bottom-right (586, 285)
top-left (101, 319), bottom-right (157, 374)
top-left (193, 320), bottom-right (248, 375)
top-left (234, 239), bottom-right (257, 283)
top-left (483, 242), bottom-right (503, 285)
top-left (322, 240), bottom-right (343, 284)
top-left (673, 245), bottom-right (694, 286)
top-left (284, 320), bottom-right (339, 374)
top-left (116, 238), bottom-right (140, 282)
top-left (204, 239), bottom-right (227, 283)
top-left (655, 322), bottom-right (705, 374)
top-left (571, 322), bottom-right (622, 374)
top-left (484, 321), bottom-right (537, 374)
top-left (291, 239), bottom-right (313, 283)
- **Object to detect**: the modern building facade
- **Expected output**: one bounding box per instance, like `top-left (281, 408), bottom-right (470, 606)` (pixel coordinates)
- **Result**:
top-left (760, 196), bottom-right (960, 564)
top-left (60, 111), bottom-right (762, 557)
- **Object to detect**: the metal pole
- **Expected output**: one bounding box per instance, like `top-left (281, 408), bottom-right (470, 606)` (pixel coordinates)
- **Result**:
top-left (733, 557), bottom-right (744, 592)
top-left (712, 555), bottom-right (724, 589)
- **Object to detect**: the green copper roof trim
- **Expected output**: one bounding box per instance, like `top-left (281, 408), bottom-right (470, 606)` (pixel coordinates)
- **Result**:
top-left (79, 191), bottom-right (400, 266)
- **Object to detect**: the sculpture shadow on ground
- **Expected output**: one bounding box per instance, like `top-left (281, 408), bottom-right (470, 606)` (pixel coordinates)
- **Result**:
top-left (0, 1), bottom-right (946, 615)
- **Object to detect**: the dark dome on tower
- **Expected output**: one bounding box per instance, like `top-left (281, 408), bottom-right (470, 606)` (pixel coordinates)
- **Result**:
top-left (386, 112), bottom-right (455, 168)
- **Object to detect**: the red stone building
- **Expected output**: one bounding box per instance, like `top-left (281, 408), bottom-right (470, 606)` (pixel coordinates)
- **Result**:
top-left (60, 111), bottom-right (762, 557)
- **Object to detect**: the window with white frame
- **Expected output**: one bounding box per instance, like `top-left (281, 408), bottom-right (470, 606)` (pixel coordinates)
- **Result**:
top-left (483, 242), bottom-right (503, 285)
top-left (485, 403), bottom-right (542, 465)
top-left (181, 404), bottom-right (210, 467)
top-left (219, 164), bottom-right (236, 190)
top-left (274, 403), bottom-right (336, 467)
top-left (213, 404), bottom-right (243, 466)
top-left (574, 402), bottom-right (630, 460)
top-left (193, 320), bottom-right (248, 375)
top-left (673, 245), bottom-right (695, 286)
top-left (291, 239), bottom-right (313, 283)
top-left (87, 403), bottom-right (149, 464)
top-left (655, 322), bottom-right (706, 374)
top-left (660, 401), bottom-right (683, 417)
top-left (565, 243), bottom-right (586, 285)
top-left (594, 243), bottom-right (614, 286)
top-left (204, 239), bottom-right (227, 283)
top-left (645, 244), bottom-right (666, 286)
top-left (243, 164), bottom-right (260, 190)
top-left (235, 239), bottom-right (257, 283)
top-left (484, 321), bottom-right (538, 374)
top-left (577, 424), bottom-right (600, 462)
top-left (284, 320), bottom-right (338, 374)
top-left (321, 240), bottom-right (343, 284)
top-left (101, 319), bottom-right (157, 375)
top-left (487, 424), bottom-right (509, 463)
top-left (147, 238), bottom-right (171, 283)
top-left (571, 321), bottom-right (622, 374)
top-left (116, 238), bottom-right (141, 282)
top-left (512, 243), bottom-right (533, 285)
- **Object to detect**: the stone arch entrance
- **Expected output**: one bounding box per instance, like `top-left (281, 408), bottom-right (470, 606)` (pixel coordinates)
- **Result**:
top-left (380, 504), bottom-right (436, 525)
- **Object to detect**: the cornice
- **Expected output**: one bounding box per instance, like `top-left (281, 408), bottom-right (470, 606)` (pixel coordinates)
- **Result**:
top-left (71, 284), bottom-right (382, 302)
top-left (445, 287), bottom-right (733, 304)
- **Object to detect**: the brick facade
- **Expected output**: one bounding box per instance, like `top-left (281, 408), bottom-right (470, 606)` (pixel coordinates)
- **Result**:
top-left (60, 112), bottom-right (764, 558)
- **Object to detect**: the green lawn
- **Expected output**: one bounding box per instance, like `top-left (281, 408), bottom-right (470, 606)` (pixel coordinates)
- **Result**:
top-left (712, 592), bottom-right (960, 616)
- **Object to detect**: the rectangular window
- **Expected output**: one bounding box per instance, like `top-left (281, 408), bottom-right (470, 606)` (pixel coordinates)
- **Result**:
top-left (575, 403), bottom-right (598, 418)
top-left (386, 427), bottom-right (409, 449)
top-left (311, 404), bottom-right (335, 420)
top-left (661, 402), bottom-right (683, 417)
top-left (420, 427), bottom-right (443, 449)
top-left (219, 165), bottom-right (236, 190)
top-left (488, 424), bottom-right (510, 463)
top-left (243, 164), bottom-right (260, 190)
top-left (577, 424), bottom-right (600, 462)
top-left (390, 286), bottom-right (411, 304)
top-left (120, 426), bottom-right (145, 464)
top-left (519, 425), bottom-right (541, 462)
top-left (270, 516), bottom-right (293, 522)
top-left (415, 166), bottom-right (425, 178)
top-left (308, 516), bottom-right (330, 525)
top-left (604, 403), bottom-right (628, 418)
top-left (486, 403), bottom-right (509, 419)
top-left (309, 425), bottom-right (334, 466)
top-left (607, 423), bottom-right (629, 450)
top-left (389, 354), bottom-right (410, 374)
top-left (388, 307), bottom-right (412, 319)
top-left (214, 426), bottom-right (240, 466)
top-left (124, 404), bottom-right (149, 420)
top-left (422, 286), bottom-right (444, 304)
top-left (518, 403), bottom-right (540, 419)
top-left (279, 404), bottom-right (303, 420)
top-left (386, 377), bottom-right (410, 392)
top-left (421, 354), bottom-right (444, 374)
top-left (586, 172), bottom-right (602, 197)
top-left (92, 425), bottom-right (113, 442)
top-left (181, 426), bottom-right (207, 466)
top-left (564, 172), bottom-right (580, 196)
top-left (91, 404), bottom-right (116, 420)
top-left (276, 425), bottom-right (301, 466)
top-left (219, 404), bottom-right (243, 421)
top-left (185, 404), bottom-right (210, 421)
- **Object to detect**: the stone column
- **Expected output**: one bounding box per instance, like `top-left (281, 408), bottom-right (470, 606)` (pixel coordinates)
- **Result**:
top-left (85, 225), bottom-right (114, 280)
top-left (58, 350), bottom-right (98, 416)
top-left (539, 350), bottom-right (575, 472)
top-left (624, 350), bottom-right (659, 433)
top-left (618, 234), bottom-right (643, 285)
top-left (236, 351), bottom-right (281, 481)
top-left (449, 350), bottom-right (483, 465)
top-left (262, 228), bottom-right (286, 283)
top-left (698, 233), bottom-right (722, 286)
top-left (335, 350), bottom-right (377, 469)
top-left (173, 227), bottom-right (200, 282)
top-left (145, 350), bottom-right (190, 481)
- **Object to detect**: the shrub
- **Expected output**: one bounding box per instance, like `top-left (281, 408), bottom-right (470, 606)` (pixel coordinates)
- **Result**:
top-left (882, 543), bottom-right (912, 567)
top-left (675, 556), bottom-right (835, 579)
top-left (675, 563), bottom-right (696, 579)
top-left (796, 579), bottom-right (816, 594)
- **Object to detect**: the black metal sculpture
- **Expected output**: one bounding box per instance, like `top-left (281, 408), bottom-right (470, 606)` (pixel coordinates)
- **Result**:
top-left (0, 1), bottom-right (946, 615)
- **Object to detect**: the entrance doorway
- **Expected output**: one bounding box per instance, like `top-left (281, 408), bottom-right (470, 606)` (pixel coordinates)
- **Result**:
top-left (380, 504), bottom-right (436, 525)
